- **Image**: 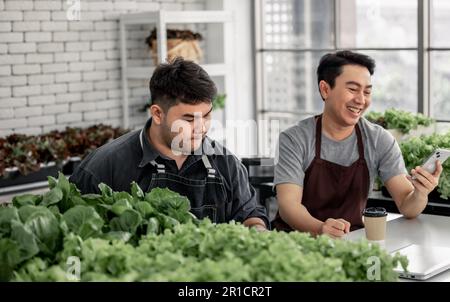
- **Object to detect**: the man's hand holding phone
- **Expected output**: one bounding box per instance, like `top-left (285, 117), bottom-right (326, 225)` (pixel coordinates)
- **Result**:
top-left (407, 149), bottom-right (448, 197)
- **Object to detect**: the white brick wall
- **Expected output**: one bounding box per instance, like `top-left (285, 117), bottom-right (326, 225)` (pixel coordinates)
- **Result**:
top-left (28, 94), bottom-right (56, 105)
top-left (4, 1), bottom-right (33, 11)
top-left (26, 53), bottom-right (53, 63)
top-left (25, 32), bottom-right (52, 42)
top-left (24, 11), bottom-right (50, 21)
top-left (13, 22), bottom-right (40, 32)
top-left (0, 22), bottom-right (12, 32)
top-left (34, 1), bottom-right (62, 11)
top-left (12, 64), bottom-right (41, 75)
top-left (0, 66), bottom-right (11, 76)
top-left (28, 115), bottom-right (55, 127)
top-left (28, 74), bottom-right (54, 85)
top-left (15, 105), bottom-right (43, 117)
top-left (13, 85), bottom-right (41, 97)
top-left (9, 42), bottom-right (36, 53)
top-left (42, 63), bottom-right (67, 73)
top-left (37, 42), bottom-right (64, 53)
top-left (0, 0), bottom-right (207, 135)
top-left (2, 75), bottom-right (27, 86)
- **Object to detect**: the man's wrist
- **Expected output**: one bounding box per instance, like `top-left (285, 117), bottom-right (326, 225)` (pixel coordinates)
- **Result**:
top-left (412, 188), bottom-right (428, 202)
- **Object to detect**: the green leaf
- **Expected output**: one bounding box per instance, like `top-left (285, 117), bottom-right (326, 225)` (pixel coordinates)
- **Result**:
top-left (40, 187), bottom-right (63, 207)
top-left (48, 205), bottom-right (61, 217)
top-left (24, 209), bottom-right (62, 257)
top-left (55, 173), bottom-right (73, 213)
top-left (57, 172), bottom-right (70, 196)
top-left (69, 183), bottom-right (81, 197)
top-left (131, 181), bottom-right (145, 201)
top-left (57, 233), bottom-right (83, 263)
top-left (0, 238), bottom-right (21, 281)
top-left (0, 207), bottom-right (19, 236)
top-left (47, 176), bottom-right (57, 189)
top-left (113, 192), bottom-right (133, 204)
top-left (147, 217), bottom-right (160, 234)
top-left (10, 220), bottom-right (39, 263)
top-left (111, 199), bottom-right (133, 216)
top-left (102, 231), bottom-right (133, 242)
top-left (109, 209), bottom-right (142, 234)
top-left (62, 205), bottom-right (104, 240)
top-left (145, 187), bottom-right (191, 214)
top-left (70, 195), bottom-right (87, 207)
top-left (99, 183), bottom-right (113, 198)
top-left (158, 214), bottom-right (180, 230)
top-left (12, 194), bottom-right (41, 208)
top-left (135, 201), bottom-right (154, 219)
top-left (18, 205), bottom-right (50, 223)
top-left (81, 194), bottom-right (104, 206)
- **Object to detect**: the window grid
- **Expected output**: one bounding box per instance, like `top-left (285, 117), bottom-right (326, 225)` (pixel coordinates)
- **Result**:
top-left (255, 0), bottom-right (450, 127)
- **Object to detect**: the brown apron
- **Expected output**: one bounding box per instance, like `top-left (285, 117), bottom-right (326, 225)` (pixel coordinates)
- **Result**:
top-left (272, 115), bottom-right (370, 232)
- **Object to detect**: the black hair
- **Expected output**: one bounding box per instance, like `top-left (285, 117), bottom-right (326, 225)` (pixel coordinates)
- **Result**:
top-left (149, 57), bottom-right (217, 111)
top-left (316, 50), bottom-right (376, 92)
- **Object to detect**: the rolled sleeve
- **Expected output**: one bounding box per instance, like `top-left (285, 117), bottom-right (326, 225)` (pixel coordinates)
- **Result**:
top-left (377, 130), bottom-right (408, 183)
top-left (273, 131), bottom-right (305, 187)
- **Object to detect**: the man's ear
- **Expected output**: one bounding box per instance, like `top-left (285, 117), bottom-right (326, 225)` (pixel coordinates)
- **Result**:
top-left (150, 104), bottom-right (164, 125)
top-left (319, 80), bottom-right (330, 101)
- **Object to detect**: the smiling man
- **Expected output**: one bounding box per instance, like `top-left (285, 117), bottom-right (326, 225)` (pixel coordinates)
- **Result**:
top-left (69, 57), bottom-right (268, 230)
top-left (272, 50), bottom-right (442, 238)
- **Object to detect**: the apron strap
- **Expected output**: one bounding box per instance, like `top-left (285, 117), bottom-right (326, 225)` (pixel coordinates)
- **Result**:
top-left (315, 115), bottom-right (365, 160)
top-left (315, 115), bottom-right (323, 158)
top-left (201, 155), bottom-right (216, 178)
top-left (150, 160), bottom-right (166, 173)
top-left (354, 123), bottom-right (365, 160)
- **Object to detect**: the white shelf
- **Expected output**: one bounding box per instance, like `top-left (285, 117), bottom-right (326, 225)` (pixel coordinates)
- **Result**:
top-left (126, 64), bottom-right (228, 79)
top-left (120, 10), bottom-right (233, 25)
top-left (120, 10), bottom-right (234, 128)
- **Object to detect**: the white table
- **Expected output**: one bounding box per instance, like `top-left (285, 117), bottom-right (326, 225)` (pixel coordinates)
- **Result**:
top-left (345, 213), bottom-right (450, 281)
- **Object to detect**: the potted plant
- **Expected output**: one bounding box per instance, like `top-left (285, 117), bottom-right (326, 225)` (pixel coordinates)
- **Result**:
top-left (0, 125), bottom-right (128, 189)
top-left (366, 108), bottom-right (435, 141)
top-left (145, 28), bottom-right (203, 65)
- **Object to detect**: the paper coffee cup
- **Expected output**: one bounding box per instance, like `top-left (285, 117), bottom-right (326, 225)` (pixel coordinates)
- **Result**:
top-left (363, 207), bottom-right (387, 241)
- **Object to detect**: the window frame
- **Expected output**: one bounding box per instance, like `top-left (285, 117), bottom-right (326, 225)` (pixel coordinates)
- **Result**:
top-left (253, 0), bottom-right (449, 123)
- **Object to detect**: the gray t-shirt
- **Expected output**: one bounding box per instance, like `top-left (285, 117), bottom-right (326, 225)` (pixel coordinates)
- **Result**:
top-left (274, 116), bottom-right (407, 193)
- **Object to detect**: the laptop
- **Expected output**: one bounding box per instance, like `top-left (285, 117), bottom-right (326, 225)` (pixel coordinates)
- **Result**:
top-left (393, 244), bottom-right (450, 280)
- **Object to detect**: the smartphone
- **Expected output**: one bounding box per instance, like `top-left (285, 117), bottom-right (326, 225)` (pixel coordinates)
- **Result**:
top-left (411, 148), bottom-right (450, 179)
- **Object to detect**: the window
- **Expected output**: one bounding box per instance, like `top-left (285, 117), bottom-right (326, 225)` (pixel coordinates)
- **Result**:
top-left (255, 0), bottom-right (450, 147)
top-left (430, 0), bottom-right (450, 120)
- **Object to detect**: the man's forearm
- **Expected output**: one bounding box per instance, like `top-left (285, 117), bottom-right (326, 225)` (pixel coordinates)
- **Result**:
top-left (399, 190), bottom-right (428, 218)
top-left (279, 204), bottom-right (323, 236)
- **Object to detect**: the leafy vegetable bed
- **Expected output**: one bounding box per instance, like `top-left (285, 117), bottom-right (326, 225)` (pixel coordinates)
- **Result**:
top-left (366, 108), bottom-right (433, 134)
top-left (1, 174), bottom-right (407, 282)
top-left (0, 124), bottom-right (128, 177)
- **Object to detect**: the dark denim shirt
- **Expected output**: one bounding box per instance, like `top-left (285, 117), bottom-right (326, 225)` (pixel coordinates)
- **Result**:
top-left (69, 118), bottom-right (269, 227)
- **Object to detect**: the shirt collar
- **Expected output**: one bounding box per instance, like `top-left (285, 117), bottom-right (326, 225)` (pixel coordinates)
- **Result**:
top-left (138, 118), bottom-right (161, 168)
top-left (138, 118), bottom-right (220, 168)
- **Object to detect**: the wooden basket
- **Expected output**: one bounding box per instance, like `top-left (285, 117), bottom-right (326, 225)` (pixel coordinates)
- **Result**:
top-left (150, 38), bottom-right (203, 65)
